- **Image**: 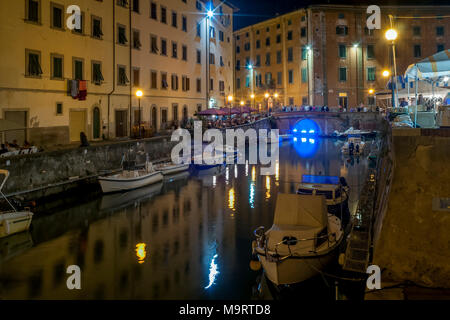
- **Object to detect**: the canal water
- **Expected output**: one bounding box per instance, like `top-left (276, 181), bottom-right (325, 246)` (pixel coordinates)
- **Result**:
top-left (0, 138), bottom-right (371, 300)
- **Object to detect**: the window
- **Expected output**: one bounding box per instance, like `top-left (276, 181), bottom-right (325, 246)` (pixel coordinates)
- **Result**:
top-left (256, 55), bottom-right (260, 66)
top-left (302, 97), bottom-right (308, 105)
top-left (276, 34), bottom-right (281, 43)
top-left (92, 61), bottom-right (104, 85)
top-left (118, 65), bottom-right (128, 85)
top-left (133, 30), bottom-right (141, 49)
top-left (173, 104), bottom-right (178, 121)
top-left (151, 35), bottom-right (158, 53)
top-left (210, 26), bottom-right (215, 39)
top-left (26, 0), bottom-right (40, 23)
top-left (172, 42), bottom-right (178, 58)
top-left (277, 72), bottom-right (282, 85)
top-left (26, 49), bottom-right (42, 77)
top-left (196, 22), bottom-right (201, 37)
top-left (339, 67), bottom-right (347, 81)
top-left (117, 0), bottom-right (128, 7)
top-left (171, 74), bottom-right (178, 90)
top-left (302, 47), bottom-right (308, 60)
top-left (133, 68), bottom-right (140, 86)
top-left (236, 60), bottom-right (240, 70)
top-left (196, 50), bottom-right (201, 64)
top-left (413, 26), bottom-right (421, 36)
top-left (256, 40), bottom-right (260, 49)
top-left (367, 45), bottom-right (374, 59)
top-left (150, 2), bottom-right (157, 20)
top-left (220, 56), bottom-right (224, 67)
top-left (301, 27), bottom-right (306, 37)
top-left (56, 102), bottom-right (63, 115)
top-left (182, 16), bottom-right (187, 32)
top-left (209, 53), bottom-right (215, 65)
top-left (244, 43), bottom-right (250, 51)
top-left (265, 53), bottom-right (271, 66)
top-left (266, 37), bottom-right (270, 46)
top-left (338, 13), bottom-right (345, 19)
top-left (265, 73), bottom-right (272, 85)
top-left (414, 44), bottom-right (421, 58)
top-left (301, 15), bottom-right (306, 22)
top-left (367, 67), bottom-right (376, 81)
top-left (368, 96), bottom-right (375, 106)
top-left (437, 44), bottom-right (445, 53)
top-left (277, 51), bottom-right (281, 64)
top-left (161, 6), bottom-right (167, 24)
top-left (301, 68), bottom-right (307, 83)
top-left (288, 70), bottom-right (293, 84)
top-left (132, 0), bottom-right (139, 13)
top-left (51, 2), bottom-right (64, 29)
top-left (245, 76), bottom-right (250, 88)
top-left (72, 11), bottom-right (84, 34)
top-left (287, 31), bottom-right (293, 40)
top-left (236, 78), bottom-right (241, 89)
top-left (364, 27), bottom-right (374, 36)
top-left (219, 31), bottom-right (224, 41)
top-left (289, 97), bottom-right (294, 105)
top-left (287, 19), bottom-right (292, 25)
top-left (151, 70), bottom-right (157, 89)
top-left (287, 47), bottom-right (293, 62)
top-left (73, 58), bottom-right (84, 80)
top-left (277, 24), bottom-right (280, 29)
top-left (339, 44), bottom-right (346, 58)
top-left (161, 72), bottom-right (168, 89)
top-left (336, 25), bottom-right (348, 35)
top-left (117, 24), bottom-right (127, 45)
top-left (196, 0), bottom-right (202, 11)
top-left (51, 54), bottom-right (63, 80)
top-left (172, 11), bottom-right (177, 28)
top-left (236, 46), bottom-right (240, 53)
top-left (92, 16), bottom-right (103, 39)
top-left (161, 38), bottom-right (167, 55)
top-left (436, 26), bottom-right (444, 36)
top-left (182, 76), bottom-right (190, 91)
top-left (196, 78), bottom-right (201, 92)
top-left (182, 45), bottom-right (187, 61)
top-left (219, 81), bottom-right (225, 92)
top-left (210, 78), bottom-right (214, 91)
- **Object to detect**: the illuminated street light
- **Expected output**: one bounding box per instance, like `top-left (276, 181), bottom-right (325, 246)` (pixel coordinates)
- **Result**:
top-left (240, 100), bottom-right (245, 106)
top-left (264, 93), bottom-right (269, 99)
top-left (135, 90), bottom-right (143, 97)
top-left (382, 70), bottom-right (390, 78)
top-left (369, 89), bottom-right (375, 95)
top-left (353, 43), bottom-right (359, 48)
top-left (227, 95), bottom-right (233, 102)
top-left (274, 93), bottom-right (279, 98)
top-left (247, 64), bottom-right (253, 70)
top-left (207, 10), bottom-right (214, 18)
top-left (250, 94), bottom-right (255, 99)
top-left (385, 29), bottom-right (398, 41)
top-left (135, 90), bottom-right (143, 138)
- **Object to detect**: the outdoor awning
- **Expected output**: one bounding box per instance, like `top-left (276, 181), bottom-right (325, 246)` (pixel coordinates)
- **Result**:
top-left (405, 49), bottom-right (450, 84)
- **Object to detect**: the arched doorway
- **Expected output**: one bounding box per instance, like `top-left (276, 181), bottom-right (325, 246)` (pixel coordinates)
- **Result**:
top-left (151, 106), bottom-right (157, 130)
top-left (93, 107), bottom-right (101, 139)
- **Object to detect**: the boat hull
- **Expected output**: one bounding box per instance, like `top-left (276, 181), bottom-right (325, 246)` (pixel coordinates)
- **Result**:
top-left (98, 171), bottom-right (163, 193)
top-left (158, 164), bottom-right (189, 175)
top-left (258, 251), bottom-right (337, 286)
top-left (0, 211), bottom-right (33, 239)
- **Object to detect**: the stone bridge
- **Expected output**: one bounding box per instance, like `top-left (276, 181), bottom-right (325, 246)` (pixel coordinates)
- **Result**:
top-left (272, 111), bottom-right (384, 135)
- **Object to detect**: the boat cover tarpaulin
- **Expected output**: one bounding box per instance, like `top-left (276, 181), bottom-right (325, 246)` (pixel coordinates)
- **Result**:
top-left (273, 193), bottom-right (327, 228)
top-left (302, 175), bottom-right (339, 185)
top-left (405, 49), bottom-right (450, 83)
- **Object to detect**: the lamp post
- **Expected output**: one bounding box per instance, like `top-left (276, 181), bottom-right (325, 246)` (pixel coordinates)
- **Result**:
top-left (135, 89), bottom-right (143, 138)
top-left (385, 26), bottom-right (398, 109)
top-left (247, 64), bottom-right (254, 110)
top-left (250, 93), bottom-right (255, 110)
top-left (227, 95), bottom-right (233, 117)
top-left (264, 92), bottom-right (269, 116)
top-left (382, 69), bottom-right (393, 110)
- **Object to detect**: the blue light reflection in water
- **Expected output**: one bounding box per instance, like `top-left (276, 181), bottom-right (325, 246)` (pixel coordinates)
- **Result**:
top-left (292, 135), bottom-right (321, 158)
top-left (205, 254), bottom-right (219, 289)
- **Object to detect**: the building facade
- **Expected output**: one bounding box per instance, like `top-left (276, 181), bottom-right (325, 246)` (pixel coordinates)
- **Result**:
top-left (0, 0), bottom-right (236, 146)
top-left (234, 5), bottom-right (450, 110)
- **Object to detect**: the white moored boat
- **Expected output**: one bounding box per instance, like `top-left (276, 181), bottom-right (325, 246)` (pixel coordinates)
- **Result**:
top-left (252, 193), bottom-right (343, 286)
top-left (0, 170), bottom-right (33, 239)
top-left (154, 162), bottom-right (189, 175)
top-left (98, 158), bottom-right (163, 193)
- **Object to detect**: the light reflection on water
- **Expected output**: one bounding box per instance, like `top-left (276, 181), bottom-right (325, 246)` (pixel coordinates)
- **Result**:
top-left (0, 139), bottom-right (370, 299)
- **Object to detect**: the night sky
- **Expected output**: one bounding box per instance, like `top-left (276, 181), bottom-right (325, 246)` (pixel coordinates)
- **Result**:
top-left (231, 0), bottom-right (450, 30)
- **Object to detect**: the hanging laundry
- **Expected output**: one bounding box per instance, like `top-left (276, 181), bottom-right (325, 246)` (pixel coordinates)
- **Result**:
top-left (78, 80), bottom-right (87, 101)
top-left (70, 79), bottom-right (79, 99)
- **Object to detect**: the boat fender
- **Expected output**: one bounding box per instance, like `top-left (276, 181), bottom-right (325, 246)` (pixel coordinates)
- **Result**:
top-left (282, 236), bottom-right (298, 246)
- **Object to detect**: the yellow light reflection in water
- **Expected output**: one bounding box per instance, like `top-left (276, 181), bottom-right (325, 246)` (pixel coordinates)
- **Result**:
top-left (251, 166), bottom-right (256, 182)
top-left (234, 164), bottom-right (238, 178)
top-left (265, 176), bottom-right (271, 200)
top-left (135, 243), bottom-right (147, 264)
top-left (275, 161), bottom-right (280, 184)
top-left (228, 188), bottom-right (235, 211)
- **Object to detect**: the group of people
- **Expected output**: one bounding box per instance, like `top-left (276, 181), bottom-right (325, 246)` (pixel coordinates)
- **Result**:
top-left (196, 115), bottom-right (261, 130)
top-left (0, 140), bottom-right (37, 156)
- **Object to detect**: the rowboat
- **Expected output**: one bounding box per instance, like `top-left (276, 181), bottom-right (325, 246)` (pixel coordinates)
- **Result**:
top-left (0, 170), bottom-right (33, 239)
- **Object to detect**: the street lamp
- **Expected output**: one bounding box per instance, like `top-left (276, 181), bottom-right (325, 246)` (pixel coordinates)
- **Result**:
top-left (382, 70), bottom-right (390, 78)
top-left (135, 90), bottom-right (143, 138)
top-left (386, 27), bottom-right (399, 108)
top-left (205, 8), bottom-right (214, 109)
top-left (368, 89), bottom-right (374, 95)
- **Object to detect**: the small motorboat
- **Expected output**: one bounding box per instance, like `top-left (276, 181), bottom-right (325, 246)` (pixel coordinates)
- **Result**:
top-left (0, 170), bottom-right (33, 239)
top-left (98, 156), bottom-right (163, 193)
top-left (154, 162), bottom-right (189, 175)
top-left (333, 127), bottom-right (376, 138)
top-left (252, 193), bottom-right (344, 286)
top-left (342, 136), bottom-right (366, 155)
top-left (297, 175), bottom-right (350, 227)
